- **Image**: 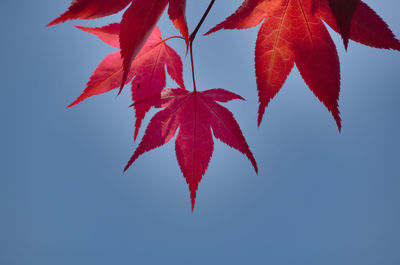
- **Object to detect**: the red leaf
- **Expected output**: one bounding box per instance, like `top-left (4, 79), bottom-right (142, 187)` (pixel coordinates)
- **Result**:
top-left (124, 89), bottom-right (258, 210)
top-left (207, 0), bottom-right (399, 130)
top-left (327, 0), bottom-right (359, 49)
top-left (47, 0), bottom-right (132, 26)
top-left (49, 1), bottom-right (189, 91)
top-left (68, 24), bottom-right (184, 138)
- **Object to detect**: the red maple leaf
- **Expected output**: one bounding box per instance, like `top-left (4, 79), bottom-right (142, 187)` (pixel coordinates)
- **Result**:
top-left (206, 0), bottom-right (400, 130)
top-left (68, 24), bottom-right (185, 139)
top-left (48, 0), bottom-right (189, 89)
top-left (124, 88), bottom-right (258, 210)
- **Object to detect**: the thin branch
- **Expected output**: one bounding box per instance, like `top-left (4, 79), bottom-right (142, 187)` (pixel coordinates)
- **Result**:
top-left (189, 0), bottom-right (216, 92)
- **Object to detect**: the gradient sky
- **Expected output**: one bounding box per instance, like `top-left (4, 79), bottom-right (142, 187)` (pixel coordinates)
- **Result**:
top-left (1, 0), bottom-right (400, 264)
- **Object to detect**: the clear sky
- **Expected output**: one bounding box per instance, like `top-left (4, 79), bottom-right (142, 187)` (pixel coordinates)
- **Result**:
top-left (1, 0), bottom-right (400, 264)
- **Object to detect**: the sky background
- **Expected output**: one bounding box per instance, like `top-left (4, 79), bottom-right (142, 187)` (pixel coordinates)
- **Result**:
top-left (1, 0), bottom-right (400, 264)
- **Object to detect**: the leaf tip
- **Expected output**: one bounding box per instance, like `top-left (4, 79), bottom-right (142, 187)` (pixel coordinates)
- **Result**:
top-left (67, 94), bottom-right (87, 108)
top-left (237, 94), bottom-right (245, 101)
top-left (67, 100), bottom-right (79, 108)
top-left (343, 37), bottom-right (349, 51)
top-left (123, 162), bottom-right (131, 173)
top-left (249, 155), bottom-right (258, 175)
top-left (74, 25), bottom-right (86, 31)
top-left (47, 12), bottom-right (70, 27)
top-left (257, 104), bottom-right (266, 127)
top-left (337, 123), bottom-right (342, 133)
top-left (46, 19), bottom-right (59, 27)
top-left (134, 127), bottom-right (139, 142)
top-left (333, 112), bottom-right (342, 133)
top-left (204, 22), bottom-right (225, 36)
top-left (123, 153), bottom-right (137, 173)
top-left (204, 28), bottom-right (216, 36)
top-left (119, 67), bottom-right (130, 95)
top-left (118, 84), bottom-right (124, 96)
top-left (191, 192), bottom-right (197, 212)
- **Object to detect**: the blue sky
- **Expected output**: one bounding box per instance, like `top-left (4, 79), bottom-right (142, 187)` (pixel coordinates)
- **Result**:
top-left (1, 0), bottom-right (400, 264)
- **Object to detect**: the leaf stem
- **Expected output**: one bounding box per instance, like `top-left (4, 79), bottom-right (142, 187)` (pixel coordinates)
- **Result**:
top-left (189, 43), bottom-right (197, 92)
top-left (189, 0), bottom-right (216, 92)
top-left (162, 35), bottom-right (185, 43)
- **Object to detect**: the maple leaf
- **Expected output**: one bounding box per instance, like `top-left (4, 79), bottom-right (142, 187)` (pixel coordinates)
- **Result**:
top-left (206, 0), bottom-right (400, 130)
top-left (48, 0), bottom-right (189, 88)
top-left (68, 24), bottom-right (184, 138)
top-left (124, 88), bottom-right (258, 210)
